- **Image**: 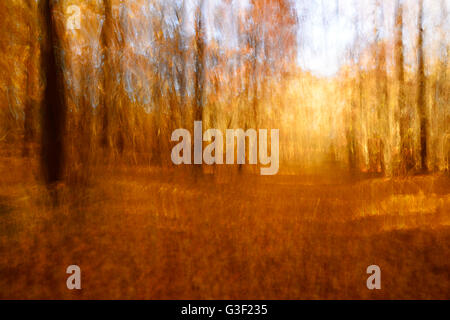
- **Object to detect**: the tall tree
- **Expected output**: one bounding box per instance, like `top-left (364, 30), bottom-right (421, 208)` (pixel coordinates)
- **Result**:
top-left (174, 1), bottom-right (187, 128)
top-left (435, 0), bottom-right (449, 171)
top-left (395, 0), bottom-right (413, 173)
top-left (193, 0), bottom-right (206, 123)
top-left (100, 0), bottom-right (113, 150)
top-left (193, 0), bottom-right (206, 173)
top-left (23, 0), bottom-right (39, 157)
top-left (40, 0), bottom-right (67, 184)
top-left (416, 0), bottom-right (427, 171)
top-left (347, 0), bottom-right (363, 171)
top-left (371, 0), bottom-right (388, 173)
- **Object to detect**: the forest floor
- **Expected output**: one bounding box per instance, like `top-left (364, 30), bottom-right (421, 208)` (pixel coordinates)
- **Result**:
top-left (0, 147), bottom-right (449, 299)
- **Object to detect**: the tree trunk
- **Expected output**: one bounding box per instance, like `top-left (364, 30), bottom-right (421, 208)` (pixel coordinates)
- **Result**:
top-left (23, 0), bottom-right (38, 157)
top-left (417, 0), bottom-right (428, 172)
top-left (40, 0), bottom-right (67, 185)
top-left (395, 0), bottom-right (413, 173)
top-left (100, 0), bottom-right (113, 150)
top-left (193, 1), bottom-right (205, 176)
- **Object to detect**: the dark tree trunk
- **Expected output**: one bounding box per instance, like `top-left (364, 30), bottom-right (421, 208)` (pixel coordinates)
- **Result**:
top-left (40, 0), bottom-right (67, 184)
top-left (395, 0), bottom-right (413, 173)
top-left (417, 0), bottom-right (428, 172)
top-left (194, 1), bottom-right (205, 123)
top-left (100, 0), bottom-right (112, 150)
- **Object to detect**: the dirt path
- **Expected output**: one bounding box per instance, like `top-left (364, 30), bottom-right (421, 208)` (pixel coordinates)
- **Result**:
top-left (0, 160), bottom-right (449, 299)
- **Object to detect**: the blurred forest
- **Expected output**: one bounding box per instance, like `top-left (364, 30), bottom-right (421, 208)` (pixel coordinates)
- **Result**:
top-left (0, 0), bottom-right (448, 178)
top-left (0, 0), bottom-right (449, 299)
